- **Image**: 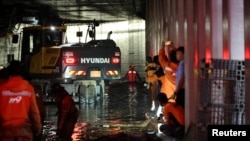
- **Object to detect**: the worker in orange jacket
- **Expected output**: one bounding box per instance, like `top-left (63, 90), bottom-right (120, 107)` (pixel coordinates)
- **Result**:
top-left (146, 41), bottom-right (178, 101)
top-left (51, 83), bottom-right (79, 141)
top-left (158, 40), bottom-right (179, 100)
top-left (146, 40), bottom-right (179, 117)
top-left (156, 93), bottom-right (185, 137)
top-left (0, 60), bottom-right (42, 141)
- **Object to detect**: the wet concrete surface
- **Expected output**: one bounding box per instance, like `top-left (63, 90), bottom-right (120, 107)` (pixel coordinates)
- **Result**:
top-left (42, 82), bottom-right (180, 141)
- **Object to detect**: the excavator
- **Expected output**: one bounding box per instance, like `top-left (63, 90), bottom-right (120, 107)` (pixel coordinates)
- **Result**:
top-left (17, 20), bottom-right (121, 103)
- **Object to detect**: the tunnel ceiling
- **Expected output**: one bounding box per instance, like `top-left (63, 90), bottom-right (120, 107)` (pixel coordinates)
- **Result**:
top-left (0, 0), bottom-right (146, 36)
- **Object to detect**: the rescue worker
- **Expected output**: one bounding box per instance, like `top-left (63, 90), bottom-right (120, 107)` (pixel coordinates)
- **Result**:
top-left (51, 83), bottom-right (79, 141)
top-left (121, 64), bottom-right (142, 83)
top-left (158, 40), bottom-right (179, 100)
top-left (145, 56), bottom-right (156, 81)
top-left (156, 93), bottom-right (185, 138)
top-left (163, 41), bottom-right (178, 64)
top-left (170, 46), bottom-right (185, 108)
top-left (145, 56), bottom-right (161, 111)
top-left (0, 60), bottom-right (42, 141)
top-left (146, 40), bottom-right (179, 117)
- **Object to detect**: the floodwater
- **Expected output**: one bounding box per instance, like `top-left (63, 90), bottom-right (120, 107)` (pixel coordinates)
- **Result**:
top-left (42, 82), bottom-right (179, 141)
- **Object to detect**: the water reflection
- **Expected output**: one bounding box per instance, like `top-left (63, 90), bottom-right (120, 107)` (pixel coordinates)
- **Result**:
top-left (43, 82), bottom-right (157, 140)
top-left (105, 82), bottom-right (152, 122)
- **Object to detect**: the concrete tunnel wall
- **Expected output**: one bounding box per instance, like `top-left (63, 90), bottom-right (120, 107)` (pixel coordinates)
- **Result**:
top-left (145, 0), bottom-right (250, 139)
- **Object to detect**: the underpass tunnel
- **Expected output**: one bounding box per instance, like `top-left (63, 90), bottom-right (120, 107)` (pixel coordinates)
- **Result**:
top-left (1, 0), bottom-right (250, 140)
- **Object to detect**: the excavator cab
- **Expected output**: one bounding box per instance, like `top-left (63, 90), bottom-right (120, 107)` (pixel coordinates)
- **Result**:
top-left (20, 26), bottom-right (66, 74)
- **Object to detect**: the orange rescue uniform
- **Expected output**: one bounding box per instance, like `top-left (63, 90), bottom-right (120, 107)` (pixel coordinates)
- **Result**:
top-left (146, 47), bottom-right (178, 102)
top-left (163, 102), bottom-right (185, 125)
top-left (0, 76), bottom-right (42, 139)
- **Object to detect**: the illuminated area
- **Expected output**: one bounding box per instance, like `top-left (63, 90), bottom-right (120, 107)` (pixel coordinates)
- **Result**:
top-left (50, 26), bottom-right (55, 30)
top-left (64, 20), bottom-right (145, 76)
top-left (245, 47), bottom-right (250, 59)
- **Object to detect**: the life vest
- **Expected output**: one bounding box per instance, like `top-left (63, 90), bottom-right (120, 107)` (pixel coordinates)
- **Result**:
top-left (128, 70), bottom-right (137, 82)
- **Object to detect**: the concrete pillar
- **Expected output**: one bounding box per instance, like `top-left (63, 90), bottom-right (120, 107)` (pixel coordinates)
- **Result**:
top-left (211, 0), bottom-right (223, 58)
top-left (162, 0), bottom-right (168, 39)
top-left (197, 0), bottom-right (206, 59)
top-left (185, 0), bottom-right (195, 131)
top-left (228, 0), bottom-right (244, 60)
top-left (178, 0), bottom-right (185, 46)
